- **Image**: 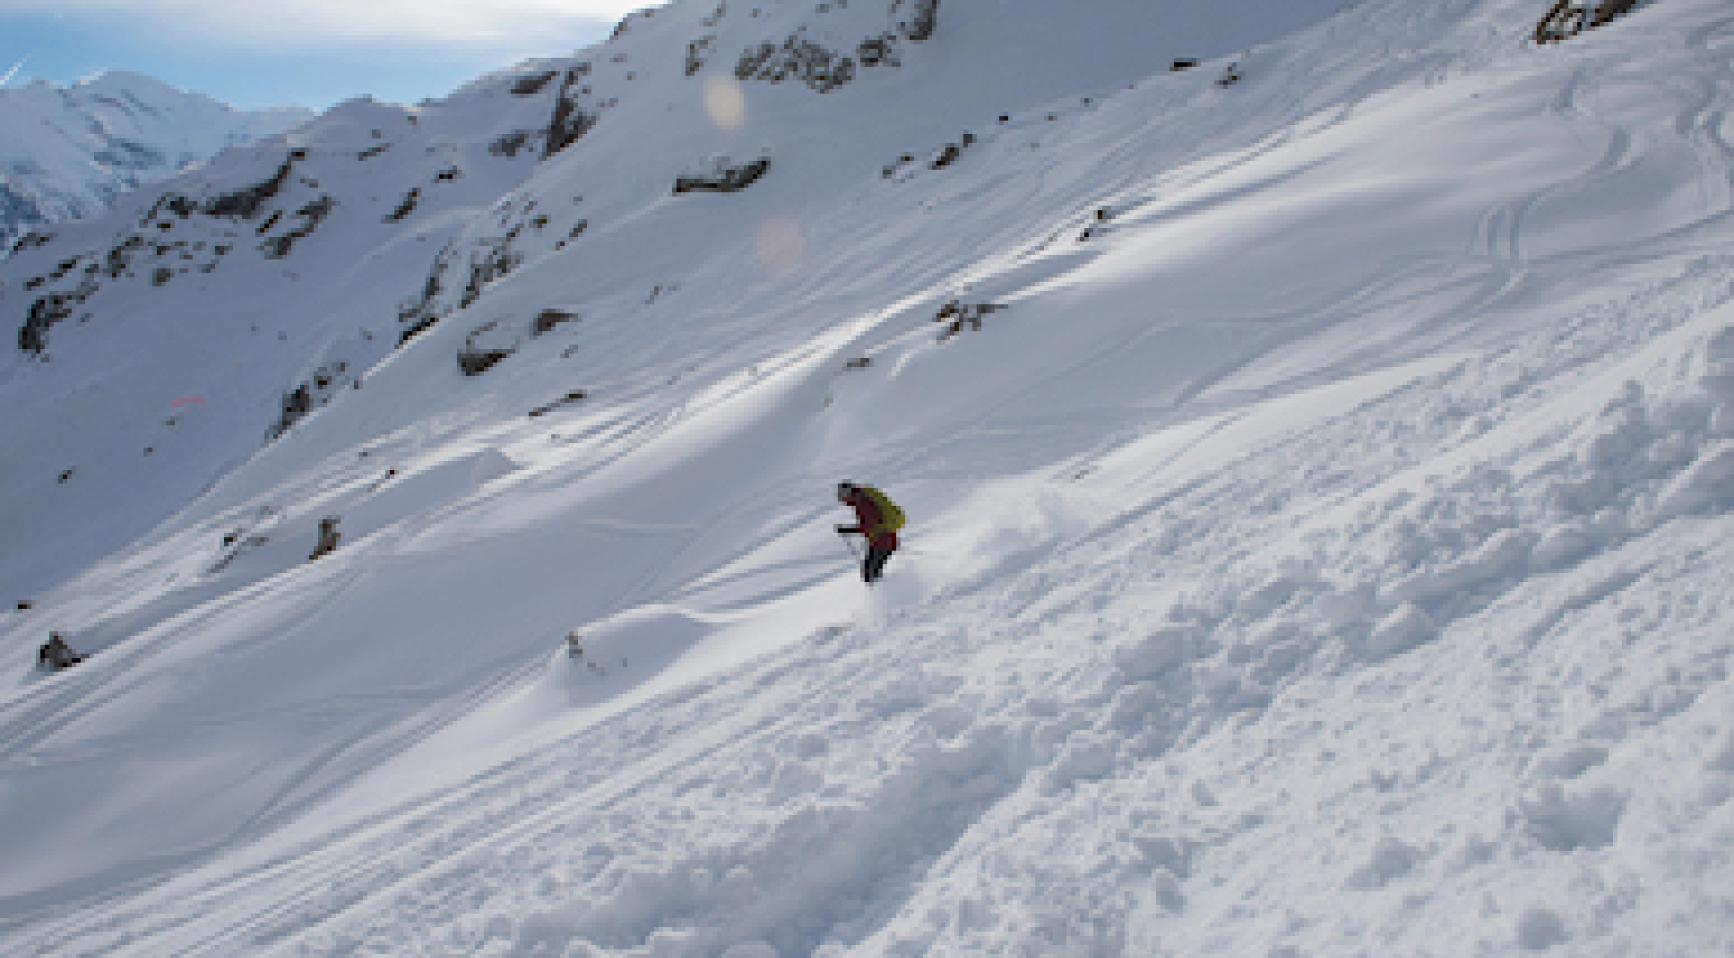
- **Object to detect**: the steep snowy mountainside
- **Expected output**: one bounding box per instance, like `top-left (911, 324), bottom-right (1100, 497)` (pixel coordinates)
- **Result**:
top-left (0, 0), bottom-right (1343, 602)
top-left (0, 71), bottom-right (311, 254)
top-left (396, 0), bottom-right (1349, 339)
top-left (6, 0), bottom-right (1734, 954)
top-left (0, 66), bottom-right (588, 600)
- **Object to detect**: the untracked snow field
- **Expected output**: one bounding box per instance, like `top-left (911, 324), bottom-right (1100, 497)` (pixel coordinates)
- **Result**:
top-left (2, 0), bottom-right (1733, 955)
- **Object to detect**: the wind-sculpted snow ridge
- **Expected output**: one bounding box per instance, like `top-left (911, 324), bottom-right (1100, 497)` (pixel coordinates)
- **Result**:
top-left (3, 0), bottom-right (1734, 954)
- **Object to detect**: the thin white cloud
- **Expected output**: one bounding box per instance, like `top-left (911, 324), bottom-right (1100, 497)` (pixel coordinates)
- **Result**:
top-left (1, 54), bottom-right (29, 87)
top-left (3, 1), bottom-right (658, 46)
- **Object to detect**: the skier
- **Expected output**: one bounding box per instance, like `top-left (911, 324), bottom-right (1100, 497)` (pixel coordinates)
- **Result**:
top-left (834, 481), bottom-right (905, 583)
top-left (37, 632), bottom-right (84, 671)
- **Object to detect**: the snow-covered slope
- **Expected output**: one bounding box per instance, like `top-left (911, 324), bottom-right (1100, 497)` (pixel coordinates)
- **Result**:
top-left (0, 0), bottom-right (1342, 610)
top-left (0, 71), bottom-right (311, 254)
top-left (3, 0), bottom-right (1733, 955)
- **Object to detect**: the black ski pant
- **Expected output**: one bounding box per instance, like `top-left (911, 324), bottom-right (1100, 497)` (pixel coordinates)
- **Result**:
top-left (863, 544), bottom-right (894, 583)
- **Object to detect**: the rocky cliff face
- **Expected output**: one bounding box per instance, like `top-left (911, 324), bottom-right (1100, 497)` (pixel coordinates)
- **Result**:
top-left (0, 71), bottom-right (311, 254)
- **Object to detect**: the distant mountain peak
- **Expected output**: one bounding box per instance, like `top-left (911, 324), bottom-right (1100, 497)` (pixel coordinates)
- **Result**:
top-left (75, 68), bottom-right (178, 91)
top-left (0, 70), bottom-right (313, 254)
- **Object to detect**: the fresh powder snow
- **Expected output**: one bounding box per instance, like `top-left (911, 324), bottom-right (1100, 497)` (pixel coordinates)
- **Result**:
top-left (1, 0), bottom-right (1731, 955)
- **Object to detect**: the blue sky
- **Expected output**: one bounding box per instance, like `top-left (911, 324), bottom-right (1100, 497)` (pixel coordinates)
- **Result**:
top-left (0, 1), bottom-right (652, 111)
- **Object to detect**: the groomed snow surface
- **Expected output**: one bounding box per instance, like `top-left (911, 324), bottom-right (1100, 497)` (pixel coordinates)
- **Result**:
top-left (3, 0), bottom-right (1734, 955)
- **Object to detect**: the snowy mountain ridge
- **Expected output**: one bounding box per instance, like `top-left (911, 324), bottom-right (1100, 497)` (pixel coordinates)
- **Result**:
top-left (0, 70), bottom-right (312, 255)
top-left (3, 0), bottom-right (1733, 955)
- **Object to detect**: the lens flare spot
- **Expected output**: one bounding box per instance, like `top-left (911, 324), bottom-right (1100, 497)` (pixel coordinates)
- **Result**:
top-left (754, 218), bottom-right (805, 274)
top-left (704, 76), bottom-right (747, 131)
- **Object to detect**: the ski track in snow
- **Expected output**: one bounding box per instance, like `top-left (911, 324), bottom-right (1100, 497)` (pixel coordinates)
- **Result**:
top-left (48, 263), bottom-right (1734, 957)
top-left (4, 0), bottom-right (1734, 955)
